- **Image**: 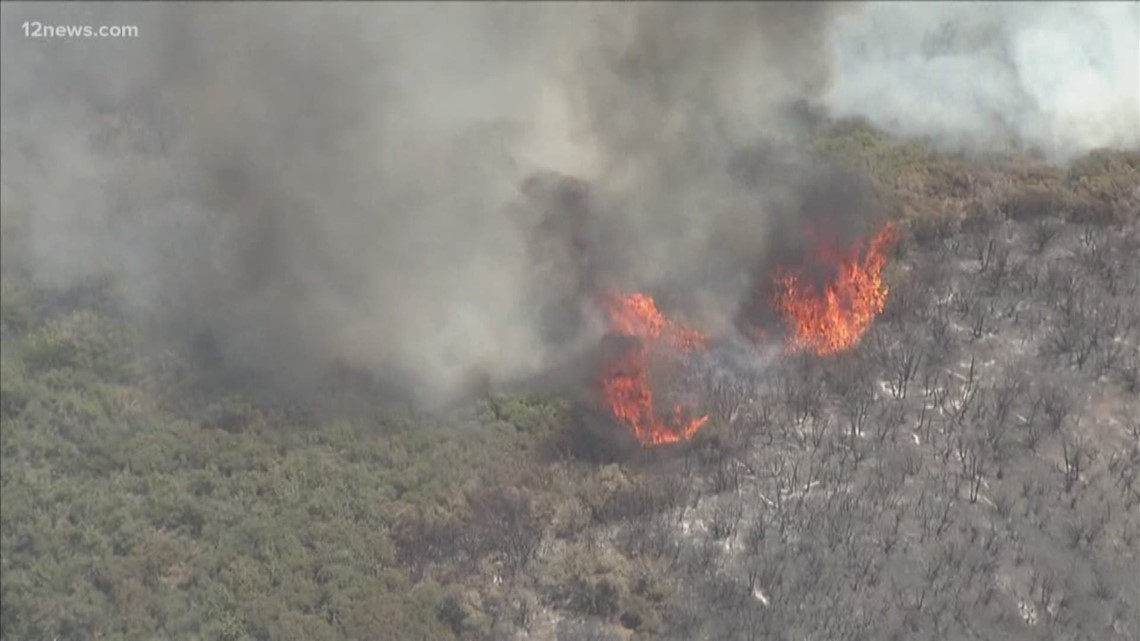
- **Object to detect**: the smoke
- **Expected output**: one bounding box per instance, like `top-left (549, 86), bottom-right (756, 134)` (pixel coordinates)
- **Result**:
top-left (3, 3), bottom-right (567, 403)
top-left (822, 1), bottom-right (1140, 161)
top-left (2, 2), bottom-right (1136, 407)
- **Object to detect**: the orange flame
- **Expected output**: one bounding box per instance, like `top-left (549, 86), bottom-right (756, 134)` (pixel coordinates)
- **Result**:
top-left (596, 291), bottom-right (709, 446)
top-left (773, 223), bottom-right (897, 355)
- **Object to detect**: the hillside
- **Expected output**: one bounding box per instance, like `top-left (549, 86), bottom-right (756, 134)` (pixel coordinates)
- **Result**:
top-left (2, 123), bottom-right (1139, 641)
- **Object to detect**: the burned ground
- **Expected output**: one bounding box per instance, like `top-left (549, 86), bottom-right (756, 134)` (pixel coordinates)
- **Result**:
top-left (590, 175), bottom-right (1140, 641)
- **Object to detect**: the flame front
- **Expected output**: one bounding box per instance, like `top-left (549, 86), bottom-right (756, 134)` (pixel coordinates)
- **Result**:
top-left (596, 291), bottom-right (709, 446)
top-left (593, 224), bottom-right (895, 444)
top-left (773, 223), bottom-right (898, 355)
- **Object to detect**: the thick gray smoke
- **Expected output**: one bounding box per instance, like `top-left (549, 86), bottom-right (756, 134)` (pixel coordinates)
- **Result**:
top-left (1, 2), bottom-right (1136, 406)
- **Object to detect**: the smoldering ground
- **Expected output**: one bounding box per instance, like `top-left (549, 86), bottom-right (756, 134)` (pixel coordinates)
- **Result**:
top-left (1, 2), bottom-right (1136, 408)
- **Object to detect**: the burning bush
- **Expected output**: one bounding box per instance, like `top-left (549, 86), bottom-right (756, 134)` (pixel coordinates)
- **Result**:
top-left (772, 223), bottom-right (898, 356)
top-left (586, 221), bottom-right (901, 447)
top-left (593, 291), bottom-right (710, 447)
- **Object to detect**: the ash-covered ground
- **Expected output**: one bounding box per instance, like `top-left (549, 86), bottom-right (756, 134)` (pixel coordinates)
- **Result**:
top-left (533, 178), bottom-right (1140, 641)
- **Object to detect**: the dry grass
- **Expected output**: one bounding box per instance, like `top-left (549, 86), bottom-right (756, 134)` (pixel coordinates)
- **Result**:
top-left (809, 119), bottom-right (1140, 227)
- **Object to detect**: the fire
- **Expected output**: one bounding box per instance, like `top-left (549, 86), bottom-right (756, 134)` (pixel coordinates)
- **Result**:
top-left (590, 223), bottom-right (896, 445)
top-left (596, 290), bottom-right (710, 446)
top-left (773, 223), bottom-right (898, 355)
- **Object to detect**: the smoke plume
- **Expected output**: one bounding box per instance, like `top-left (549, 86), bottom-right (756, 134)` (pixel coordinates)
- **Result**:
top-left (823, 1), bottom-right (1140, 161)
top-left (1, 2), bottom-right (1136, 406)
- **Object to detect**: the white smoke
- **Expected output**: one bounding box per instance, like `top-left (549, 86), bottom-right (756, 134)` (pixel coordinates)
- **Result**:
top-left (824, 1), bottom-right (1140, 161)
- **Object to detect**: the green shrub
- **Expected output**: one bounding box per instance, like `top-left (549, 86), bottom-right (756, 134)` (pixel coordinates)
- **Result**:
top-left (1002, 185), bottom-right (1068, 221)
top-left (0, 277), bottom-right (40, 335)
top-left (1067, 149), bottom-right (1140, 208)
top-left (22, 311), bottom-right (131, 379)
top-left (484, 395), bottom-right (567, 434)
top-left (542, 540), bottom-right (636, 621)
top-left (807, 119), bottom-right (939, 189)
top-left (436, 585), bottom-right (492, 637)
top-left (0, 359), bottom-right (31, 420)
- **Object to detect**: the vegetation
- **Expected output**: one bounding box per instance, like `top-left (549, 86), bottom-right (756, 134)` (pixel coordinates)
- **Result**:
top-left (3, 122), bottom-right (1139, 640)
top-left (809, 117), bottom-right (1140, 227)
top-left (1, 286), bottom-right (566, 640)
